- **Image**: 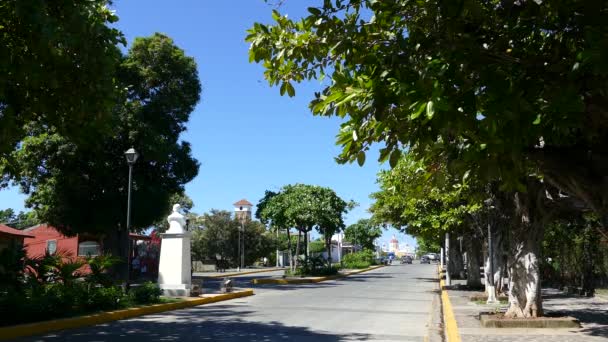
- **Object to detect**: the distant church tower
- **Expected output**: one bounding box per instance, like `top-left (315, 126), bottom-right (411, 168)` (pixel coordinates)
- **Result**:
top-left (389, 235), bottom-right (399, 253)
top-left (233, 199), bottom-right (253, 222)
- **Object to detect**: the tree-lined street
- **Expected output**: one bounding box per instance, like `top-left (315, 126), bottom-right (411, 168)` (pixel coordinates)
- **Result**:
top-left (16, 264), bottom-right (439, 342)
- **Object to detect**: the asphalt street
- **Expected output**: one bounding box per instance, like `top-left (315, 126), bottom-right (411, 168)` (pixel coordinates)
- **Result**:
top-left (17, 263), bottom-right (439, 342)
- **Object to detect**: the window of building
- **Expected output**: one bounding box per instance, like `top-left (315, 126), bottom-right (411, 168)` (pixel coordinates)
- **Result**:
top-left (78, 241), bottom-right (100, 257)
top-left (46, 240), bottom-right (57, 255)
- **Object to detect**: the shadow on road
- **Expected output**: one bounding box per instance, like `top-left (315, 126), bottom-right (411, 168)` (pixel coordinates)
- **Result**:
top-left (16, 305), bottom-right (371, 342)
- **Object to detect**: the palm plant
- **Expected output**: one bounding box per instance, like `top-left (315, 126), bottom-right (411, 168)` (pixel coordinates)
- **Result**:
top-left (86, 255), bottom-right (121, 288)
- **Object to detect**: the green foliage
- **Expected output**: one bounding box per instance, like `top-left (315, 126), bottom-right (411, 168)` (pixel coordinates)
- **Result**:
top-left (9, 33), bottom-right (201, 241)
top-left (0, 0), bottom-right (124, 160)
top-left (191, 210), bottom-right (273, 267)
top-left (416, 237), bottom-right (441, 258)
top-left (248, 0), bottom-right (608, 219)
top-left (86, 254), bottom-right (122, 288)
top-left (309, 239), bottom-right (326, 254)
top-left (257, 184), bottom-right (354, 267)
top-left (286, 256), bottom-right (339, 277)
top-left (0, 249), bottom-right (132, 326)
top-left (370, 154), bottom-right (481, 240)
top-left (344, 219), bottom-right (383, 250)
top-left (0, 209), bottom-right (39, 228)
top-left (84, 285), bottom-right (126, 311)
top-left (342, 249), bottom-right (376, 269)
top-left (129, 282), bottom-right (162, 305)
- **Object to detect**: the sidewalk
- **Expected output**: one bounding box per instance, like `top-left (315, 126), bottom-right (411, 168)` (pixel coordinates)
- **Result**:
top-left (446, 279), bottom-right (608, 342)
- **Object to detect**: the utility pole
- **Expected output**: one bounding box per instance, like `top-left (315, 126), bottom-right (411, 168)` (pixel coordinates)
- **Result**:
top-left (276, 227), bottom-right (279, 267)
top-left (445, 232), bottom-right (451, 286)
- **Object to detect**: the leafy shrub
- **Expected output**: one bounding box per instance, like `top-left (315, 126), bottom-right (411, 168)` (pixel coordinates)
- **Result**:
top-left (342, 249), bottom-right (375, 269)
top-left (130, 281), bottom-right (162, 304)
top-left (285, 255), bottom-right (340, 277)
top-left (85, 285), bottom-right (126, 310)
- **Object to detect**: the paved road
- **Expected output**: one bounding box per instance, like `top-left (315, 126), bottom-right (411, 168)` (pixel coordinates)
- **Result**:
top-left (18, 263), bottom-right (439, 342)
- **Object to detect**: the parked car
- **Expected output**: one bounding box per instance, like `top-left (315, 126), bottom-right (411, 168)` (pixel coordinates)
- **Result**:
top-left (401, 256), bottom-right (413, 264)
top-left (420, 256), bottom-right (431, 264)
top-left (426, 253), bottom-right (439, 262)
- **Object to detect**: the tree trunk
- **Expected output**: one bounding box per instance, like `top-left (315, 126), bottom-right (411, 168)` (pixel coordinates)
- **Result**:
top-left (102, 227), bottom-right (129, 282)
top-left (286, 229), bottom-right (294, 272)
top-left (505, 190), bottom-right (545, 318)
top-left (294, 230), bottom-right (302, 271)
top-left (448, 234), bottom-right (465, 279)
top-left (484, 222), bottom-right (506, 297)
top-left (581, 224), bottom-right (596, 297)
top-left (325, 235), bottom-right (333, 268)
top-left (464, 232), bottom-right (482, 288)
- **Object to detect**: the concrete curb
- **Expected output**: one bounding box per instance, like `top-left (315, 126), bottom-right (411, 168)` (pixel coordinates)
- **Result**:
top-left (251, 265), bottom-right (385, 285)
top-left (425, 268), bottom-right (444, 342)
top-left (196, 268), bottom-right (282, 278)
top-left (439, 267), bottom-right (461, 342)
top-left (0, 289), bottom-right (254, 341)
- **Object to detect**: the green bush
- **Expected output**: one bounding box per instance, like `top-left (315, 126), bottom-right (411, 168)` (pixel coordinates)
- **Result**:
top-left (130, 281), bottom-right (162, 304)
top-left (85, 285), bottom-right (127, 310)
top-left (285, 256), bottom-right (340, 277)
top-left (342, 249), bottom-right (375, 269)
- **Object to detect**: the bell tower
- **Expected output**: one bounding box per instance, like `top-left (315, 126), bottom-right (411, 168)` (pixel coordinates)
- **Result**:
top-left (233, 199), bottom-right (253, 222)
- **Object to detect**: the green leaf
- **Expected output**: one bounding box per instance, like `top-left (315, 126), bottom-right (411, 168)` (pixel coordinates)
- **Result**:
top-left (410, 102), bottom-right (427, 120)
top-left (280, 82), bottom-right (287, 96)
top-left (533, 114), bottom-right (541, 125)
top-left (308, 7), bottom-right (322, 16)
top-left (357, 151), bottom-right (366, 166)
top-left (389, 149), bottom-right (401, 168)
top-left (285, 82), bottom-right (295, 97)
top-left (272, 10), bottom-right (281, 21)
top-left (426, 100), bottom-right (435, 119)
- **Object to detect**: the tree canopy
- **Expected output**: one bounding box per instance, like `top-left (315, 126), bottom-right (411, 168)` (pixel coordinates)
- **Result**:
top-left (9, 33), bottom-right (201, 236)
top-left (191, 210), bottom-right (273, 267)
top-left (247, 0), bottom-right (608, 221)
top-left (344, 218), bottom-right (383, 251)
top-left (0, 0), bottom-right (124, 161)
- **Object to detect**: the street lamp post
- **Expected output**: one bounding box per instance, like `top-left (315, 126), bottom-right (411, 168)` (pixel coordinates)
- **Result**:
top-left (124, 147), bottom-right (138, 284)
top-left (240, 220), bottom-right (245, 269)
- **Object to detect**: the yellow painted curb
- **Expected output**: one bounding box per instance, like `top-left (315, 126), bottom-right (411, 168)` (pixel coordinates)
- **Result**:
top-left (251, 265), bottom-right (385, 285)
top-left (438, 267), bottom-right (461, 342)
top-left (199, 268), bottom-right (283, 278)
top-left (0, 289), bottom-right (254, 341)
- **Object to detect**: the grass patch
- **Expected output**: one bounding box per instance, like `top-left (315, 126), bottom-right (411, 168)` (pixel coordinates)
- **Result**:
top-left (159, 297), bottom-right (185, 304)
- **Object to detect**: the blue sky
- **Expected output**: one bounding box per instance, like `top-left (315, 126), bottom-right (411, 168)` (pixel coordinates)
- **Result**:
top-left (0, 0), bottom-right (416, 248)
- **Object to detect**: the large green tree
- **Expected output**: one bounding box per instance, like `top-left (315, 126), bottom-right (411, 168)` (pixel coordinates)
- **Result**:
top-left (258, 184), bottom-right (353, 270)
top-left (9, 33), bottom-right (200, 277)
top-left (247, 0), bottom-right (608, 221)
top-left (191, 210), bottom-right (273, 267)
top-left (344, 219), bottom-right (383, 251)
top-left (0, 0), bottom-right (124, 161)
top-left (247, 1), bottom-right (608, 317)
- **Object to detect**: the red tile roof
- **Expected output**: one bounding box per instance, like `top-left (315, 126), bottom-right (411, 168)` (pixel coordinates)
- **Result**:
top-left (233, 199), bottom-right (253, 206)
top-left (0, 224), bottom-right (35, 238)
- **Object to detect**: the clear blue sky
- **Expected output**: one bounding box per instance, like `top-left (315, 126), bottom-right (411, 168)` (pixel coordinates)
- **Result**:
top-left (0, 0), bottom-right (416, 248)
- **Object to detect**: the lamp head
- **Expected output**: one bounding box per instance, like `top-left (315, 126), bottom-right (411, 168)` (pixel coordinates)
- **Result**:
top-left (125, 148), bottom-right (139, 165)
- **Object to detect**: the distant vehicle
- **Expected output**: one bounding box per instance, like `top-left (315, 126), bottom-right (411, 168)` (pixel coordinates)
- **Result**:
top-left (426, 253), bottom-right (439, 261)
top-left (401, 256), bottom-right (412, 264)
top-left (420, 256), bottom-right (431, 264)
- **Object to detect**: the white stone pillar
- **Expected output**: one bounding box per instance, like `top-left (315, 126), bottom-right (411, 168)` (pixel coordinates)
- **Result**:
top-left (158, 204), bottom-right (191, 296)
